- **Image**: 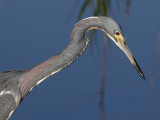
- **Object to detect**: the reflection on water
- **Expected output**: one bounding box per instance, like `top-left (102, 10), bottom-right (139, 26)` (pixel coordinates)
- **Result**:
top-left (150, 26), bottom-right (160, 109)
top-left (125, 0), bottom-right (131, 24)
top-left (99, 77), bottom-right (105, 120)
top-left (99, 38), bottom-right (108, 120)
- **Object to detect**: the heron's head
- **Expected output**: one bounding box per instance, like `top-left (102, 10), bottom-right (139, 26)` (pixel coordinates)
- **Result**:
top-left (103, 17), bottom-right (145, 79)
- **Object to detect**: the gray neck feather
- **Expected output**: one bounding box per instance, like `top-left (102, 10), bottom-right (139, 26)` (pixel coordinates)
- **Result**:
top-left (19, 17), bottom-right (107, 98)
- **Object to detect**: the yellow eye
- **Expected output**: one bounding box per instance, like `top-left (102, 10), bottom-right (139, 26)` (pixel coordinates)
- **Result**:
top-left (115, 31), bottom-right (120, 35)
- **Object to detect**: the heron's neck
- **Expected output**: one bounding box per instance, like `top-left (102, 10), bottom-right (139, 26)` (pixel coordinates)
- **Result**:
top-left (19, 17), bottom-right (105, 98)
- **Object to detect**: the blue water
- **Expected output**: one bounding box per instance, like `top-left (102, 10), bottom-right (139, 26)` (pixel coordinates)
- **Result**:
top-left (0, 0), bottom-right (160, 120)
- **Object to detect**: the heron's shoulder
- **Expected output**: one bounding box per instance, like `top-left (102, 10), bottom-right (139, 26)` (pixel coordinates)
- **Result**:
top-left (0, 92), bottom-right (17, 120)
top-left (0, 70), bottom-right (27, 91)
top-left (0, 70), bottom-right (26, 78)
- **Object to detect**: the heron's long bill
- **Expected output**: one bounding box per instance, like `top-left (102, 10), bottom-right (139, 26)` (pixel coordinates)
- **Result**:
top-left (116, 35), bottom-right (145, 80)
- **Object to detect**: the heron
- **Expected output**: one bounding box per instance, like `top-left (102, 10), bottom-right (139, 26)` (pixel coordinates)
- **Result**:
top-left (0, 16), bottom-right (145, 120)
